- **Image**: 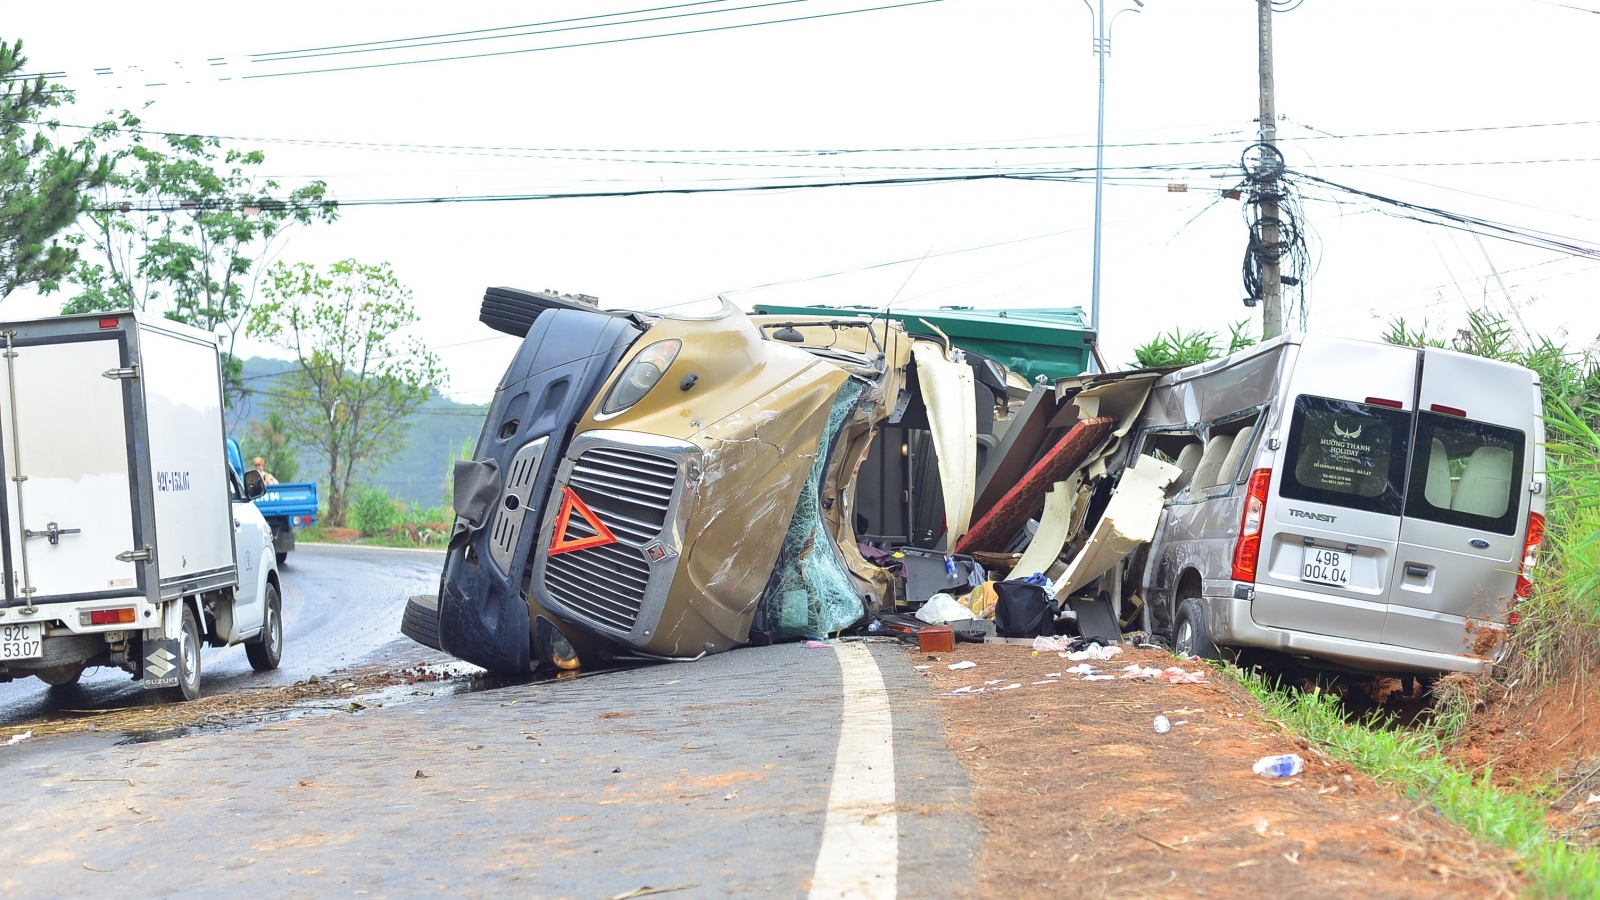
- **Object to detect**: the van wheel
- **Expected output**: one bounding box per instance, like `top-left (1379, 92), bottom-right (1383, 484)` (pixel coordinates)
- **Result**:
top-left (156, 605), bottom-right (203, 702)
top-left (1174, 599), bottom-right (1219, 660)
top-left (246, 582), bottom-right (284, 672)
top-left (276, 551), bottom-right (288, 567)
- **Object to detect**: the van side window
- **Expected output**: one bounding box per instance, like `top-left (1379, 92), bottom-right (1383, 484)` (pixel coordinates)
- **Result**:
top-left (1279, 395), bottom-right (1410, 516)
top-left (1404, 412), bottom-right (1524, 535)
top-left (1139, 430), bottom-right (1202, 497)
top-left (1202, 412), bottom-right (1262, 489)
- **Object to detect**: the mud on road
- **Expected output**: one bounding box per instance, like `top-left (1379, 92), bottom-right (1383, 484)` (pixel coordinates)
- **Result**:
top-left (917, 642), bottom-right (1523, 899)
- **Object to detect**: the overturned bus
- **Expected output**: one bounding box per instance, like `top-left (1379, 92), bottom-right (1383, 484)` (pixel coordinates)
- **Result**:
top-left (405, 288), bottom-right (1019, 673)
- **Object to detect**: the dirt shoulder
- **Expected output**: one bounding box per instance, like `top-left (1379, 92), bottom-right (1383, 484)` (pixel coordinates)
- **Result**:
top-left (913, 642), bottom-right (1523, 899)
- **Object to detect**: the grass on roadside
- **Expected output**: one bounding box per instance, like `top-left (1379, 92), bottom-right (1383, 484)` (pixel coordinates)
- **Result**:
top-left (1232, 667), bottom-right (1600, 897)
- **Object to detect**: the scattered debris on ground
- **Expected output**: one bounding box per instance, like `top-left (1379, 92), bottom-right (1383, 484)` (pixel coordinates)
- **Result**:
top-left (0, 660), bottom-right (465, 743)
top-left (914, 642), bottom-right (1523, 898)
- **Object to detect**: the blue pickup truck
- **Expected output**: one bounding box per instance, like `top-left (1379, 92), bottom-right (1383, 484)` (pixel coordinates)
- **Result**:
top-left (226, 440), bottom-right (319, 565)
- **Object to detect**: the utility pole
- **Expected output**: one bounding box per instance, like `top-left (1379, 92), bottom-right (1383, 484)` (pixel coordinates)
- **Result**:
top-left (1089, 0), bottom-right (1109, 356)
top-left (1255, 0), bottom-right (1284, 339)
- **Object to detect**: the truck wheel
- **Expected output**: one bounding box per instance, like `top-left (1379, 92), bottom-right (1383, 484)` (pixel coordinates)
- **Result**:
top-left (157, 604), bottom-right (204, 702)
top-left (246, 582), bottom-right (284, 672)
top-left (1174, 598), bottom-right (1219, 660)
top-left (37, 663), bottom-right (85, 688)
top-left (276, 551), bottom-right (288, 567)
top-left (401, 594), bottom-right (442, 651)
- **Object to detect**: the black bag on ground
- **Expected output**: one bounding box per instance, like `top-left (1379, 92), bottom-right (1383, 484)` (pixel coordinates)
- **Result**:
top-left (994, 581), bottom-right (1057, 638)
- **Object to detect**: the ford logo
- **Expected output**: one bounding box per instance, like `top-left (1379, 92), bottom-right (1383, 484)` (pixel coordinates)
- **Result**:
top-left (1470, 539), bottom-right (1490, 549)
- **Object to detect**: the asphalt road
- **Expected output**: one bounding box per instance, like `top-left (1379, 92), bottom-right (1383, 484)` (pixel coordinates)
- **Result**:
top-left (0, 543), bottom-right (446, 727)
top-left (0, 603), bottom-right (977, 898)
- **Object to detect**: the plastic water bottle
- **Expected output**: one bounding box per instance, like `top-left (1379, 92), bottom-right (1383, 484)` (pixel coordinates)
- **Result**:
top-left (1153, 715), bottom-right (1171, 734)
top-left (945, 556), bottom-right (958, 577)
top-left (1252, 754), bottom-right (1305, 778)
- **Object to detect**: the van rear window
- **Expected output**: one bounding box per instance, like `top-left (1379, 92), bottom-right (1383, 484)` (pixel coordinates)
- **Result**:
top-left (1404, 412), bottom-right (1524, 535)
top-left (1280, 395), bottom-right (1411, 516)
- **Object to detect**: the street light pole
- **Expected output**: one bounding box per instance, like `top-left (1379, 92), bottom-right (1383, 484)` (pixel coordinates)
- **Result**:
top-left (1083, 0), bottom-right (1141, 370)
top-left (1089, 0), bottom-right (1107, 359)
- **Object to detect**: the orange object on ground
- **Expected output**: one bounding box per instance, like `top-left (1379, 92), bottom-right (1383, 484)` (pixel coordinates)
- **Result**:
top-left (919, 624), bottom-right (955, 653)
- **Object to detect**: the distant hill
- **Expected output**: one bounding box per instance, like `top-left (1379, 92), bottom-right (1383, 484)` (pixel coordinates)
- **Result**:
top-left (231, 357), bottom-right (486, 510)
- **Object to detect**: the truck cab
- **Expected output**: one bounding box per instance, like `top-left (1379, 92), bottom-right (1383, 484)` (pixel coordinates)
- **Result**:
top-left (226, 441), bottom-right (317, 566)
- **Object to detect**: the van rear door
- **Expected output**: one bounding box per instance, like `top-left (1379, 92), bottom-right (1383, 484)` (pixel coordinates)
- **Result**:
top-left (1381, 350), bottom-right (1536, 657)
top-left (0, 336), bottom-right (140, 604)
top-left (1252, 339), bottom-right (1419, 643)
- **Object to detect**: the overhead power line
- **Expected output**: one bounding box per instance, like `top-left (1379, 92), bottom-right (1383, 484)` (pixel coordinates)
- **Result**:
top-left (89, 167), bottom-right (1220, 213)
top-left (251, 0), bottom-right (810, 63)
top-left (250, 0), bottom-right (742, 58)
top-left (42, 117), bottom-right (1600, 159)
top-left (1293, 172), bottom-right (1600, 262)
top-left (240, 1), bottom-right (946, 80)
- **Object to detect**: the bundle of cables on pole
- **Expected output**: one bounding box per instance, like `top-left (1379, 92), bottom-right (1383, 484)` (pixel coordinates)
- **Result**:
top-left (1237, 142), bottom-right (1315, 329)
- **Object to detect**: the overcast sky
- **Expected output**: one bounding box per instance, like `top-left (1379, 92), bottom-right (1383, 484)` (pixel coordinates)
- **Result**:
top-left (8, 0), bottom-right (1598, 402)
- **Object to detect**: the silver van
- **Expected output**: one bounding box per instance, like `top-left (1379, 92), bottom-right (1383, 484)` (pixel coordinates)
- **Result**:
top-left (1122, 333), bottom-right (1545, 674)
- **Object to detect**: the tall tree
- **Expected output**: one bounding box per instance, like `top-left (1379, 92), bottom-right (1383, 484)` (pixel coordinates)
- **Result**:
top-left (241, 411), bottom-right (301, 484)
top-left (248, 259), bottom-right (442, 526)
top-left (0, 38), bottom-right (111, 299)
top-left (44, 111), bottom-right (337, 411)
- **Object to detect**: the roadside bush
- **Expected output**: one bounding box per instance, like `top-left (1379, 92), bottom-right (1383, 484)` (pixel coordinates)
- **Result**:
top-left (1129, 320), bottom-right (1256, 370)
top-left (349, 486), bottom-right (402, 536)
top-left (1504, 399), bottom-right (1600, 688)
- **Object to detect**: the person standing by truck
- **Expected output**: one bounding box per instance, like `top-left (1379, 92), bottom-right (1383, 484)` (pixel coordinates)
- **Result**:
top-left (253, 457), bottom-right (279, 486)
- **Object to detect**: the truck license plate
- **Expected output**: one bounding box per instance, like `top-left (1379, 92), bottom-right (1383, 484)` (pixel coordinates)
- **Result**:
top-left (1301, 547), bottom-right (1351, 588)
top-left (0, 622), bottom-right (43, 660)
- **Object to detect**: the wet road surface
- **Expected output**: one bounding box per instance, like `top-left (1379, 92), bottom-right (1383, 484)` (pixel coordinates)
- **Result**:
top-left (0, 643), bottom-right (976, 897)
top-left (0, 542), bottom-right (979, 897)
top-left (0, 543), bottom-right (445, 727)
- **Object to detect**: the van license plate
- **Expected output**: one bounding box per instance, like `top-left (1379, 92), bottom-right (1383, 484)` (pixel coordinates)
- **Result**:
top-left (1301, 547), bottom-right (1351, 588)
top-left (0, 622), bottom-right (43, 661)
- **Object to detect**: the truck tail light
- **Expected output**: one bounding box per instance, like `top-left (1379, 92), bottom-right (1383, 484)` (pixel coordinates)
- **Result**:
top-left (1510, 511), bottom-right (1545, 623)
top-left (85, 607), bottom-right (136, 625)
top-left (1231, 468), bottom-right (1273, 583)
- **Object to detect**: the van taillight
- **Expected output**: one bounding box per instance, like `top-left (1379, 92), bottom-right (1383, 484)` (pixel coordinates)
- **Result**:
top-left (1512, 511), bottom-right (1545, 613)
top-left (1231, 468), bottom-right (1273, 582)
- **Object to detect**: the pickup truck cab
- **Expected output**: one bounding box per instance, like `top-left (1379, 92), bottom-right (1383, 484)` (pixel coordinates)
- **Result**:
top-left (225, 443), bottom-right (317, 566)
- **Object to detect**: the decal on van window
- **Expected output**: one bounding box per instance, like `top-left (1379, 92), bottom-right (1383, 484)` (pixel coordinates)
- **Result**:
top-left (1279, 395), bottom-right (1411, 516)
top-left (1404, 412), bottom-right (1524, 536)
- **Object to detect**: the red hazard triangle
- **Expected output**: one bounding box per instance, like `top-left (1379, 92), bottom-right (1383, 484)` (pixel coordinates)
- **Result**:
top-left (548, 486), bottom-right (619, 556)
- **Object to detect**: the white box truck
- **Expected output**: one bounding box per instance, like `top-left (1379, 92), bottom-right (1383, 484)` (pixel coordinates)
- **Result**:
top-left (0, 312), bottom-right (282, 700)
